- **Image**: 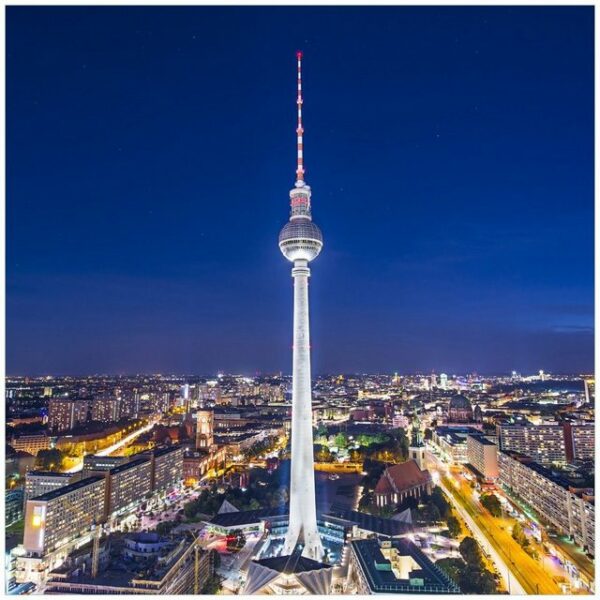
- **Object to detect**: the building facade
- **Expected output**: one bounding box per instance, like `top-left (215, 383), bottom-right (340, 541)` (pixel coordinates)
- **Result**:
top-left (146, 446), bottom-right (184, 493)
top-left (496, 423), bottom-right (567, 464)
top-left (374, 461), bottom-right (433, 508)
top-left (196, 410), bottom-right (214, 450)
top-left (105, 458), bottom-right (152, 517)
top-left (8, 433), bottom-right (51, 456)
top-left (48, 398), bottom-right (89, 432)
top-left (24, 471), bottom-right (78, 504)
top-left (498, 451), bottom-right (594, 555)
top-left (466, 435), bottom-right (499, 481)
top-left (91, 397), bottom-right (120, 422)
top-left (23, 476), bottom-right (106, 556)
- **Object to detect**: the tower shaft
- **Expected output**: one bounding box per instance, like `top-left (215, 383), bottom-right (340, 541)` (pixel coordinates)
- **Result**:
top-left (283, 260), bottom-right (323, 560)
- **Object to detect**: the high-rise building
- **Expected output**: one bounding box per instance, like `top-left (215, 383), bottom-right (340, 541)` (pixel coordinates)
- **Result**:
top-left (466, 434), bottom-right (499, 481)
top-left (498, 451), bottom-right (594, 555)
top-left (91, 396), bottom-right (120, 422)
top-left (563, 422), bottom-right (595, 462)
top-left (24, 471), bottom-right (78, 504)
top-left (6, 488), bottom-right (25, 527)
top-left (196, 410), bottom-right (214, 450)
top-left (496, 422), bottom-right (567, 464)
top-left (23, 476), bottom-right (106, 556)
top-left (140, 446), bottom-right (184, 493)
top-left (119, 392), bottom-right (140, 419)
top-left (278, 51), bottom-right (324, 561)
top-left (104, 458), bottom-right (152, 517)
top-left (48, 398), bottom-right (89, 432)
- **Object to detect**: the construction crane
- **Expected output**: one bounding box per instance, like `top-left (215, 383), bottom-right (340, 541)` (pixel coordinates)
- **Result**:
top-left (91, 521), bottom-right (102, 579)
top-left (194, 539), bottom-right (200, 594)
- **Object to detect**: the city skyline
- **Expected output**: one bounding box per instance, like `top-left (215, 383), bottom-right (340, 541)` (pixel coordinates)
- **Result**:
top-left (7, 6), bottom-right (594, 376)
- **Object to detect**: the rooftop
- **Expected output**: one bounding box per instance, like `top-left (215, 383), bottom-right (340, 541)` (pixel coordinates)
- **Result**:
top-left (26, 471), bottom-right (75, 478)
top-left (208, 505), bottom-right (288, 528)
top-left (351, 538), bottom-right (460, 594)
top-left (467, 434), bottom-right (496, 446)
top-left (323, 505), bottom-right (412, 537)
top-left (109, 457), bottom-right (150, 475)
top-left (31, 475), bottom-right (105, 502)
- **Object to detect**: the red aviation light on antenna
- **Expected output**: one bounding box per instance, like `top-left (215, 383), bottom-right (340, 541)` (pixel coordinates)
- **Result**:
top-left (296, 50), bottom-right (303, 60)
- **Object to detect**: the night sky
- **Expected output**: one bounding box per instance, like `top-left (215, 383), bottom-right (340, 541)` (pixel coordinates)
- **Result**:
top-left (7, 6), bottom-right (594, 376)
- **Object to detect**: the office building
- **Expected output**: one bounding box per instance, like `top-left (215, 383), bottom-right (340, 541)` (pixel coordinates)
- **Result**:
top-left (432, 426), bottom-right (481, 464)
top-left (102, 458), bottom-right (152, 517)
top-left (82, 454), bottom-right (130, 475)
top-left (563, 422), bottom-right (594, 462)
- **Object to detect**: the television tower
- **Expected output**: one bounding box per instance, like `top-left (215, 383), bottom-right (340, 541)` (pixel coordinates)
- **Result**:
top-left (279, 51), bottom-right (324, 561)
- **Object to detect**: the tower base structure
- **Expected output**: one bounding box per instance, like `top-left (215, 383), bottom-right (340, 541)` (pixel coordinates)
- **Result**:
top-left (244, 545), bottom-right (333, 595)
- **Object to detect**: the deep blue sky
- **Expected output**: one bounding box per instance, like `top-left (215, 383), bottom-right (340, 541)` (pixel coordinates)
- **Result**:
top-left (7, 6), bottom-right (594, 376)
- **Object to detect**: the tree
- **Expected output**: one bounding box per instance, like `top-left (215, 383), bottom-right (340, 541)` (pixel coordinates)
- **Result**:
top-left (397, 495), bottom-right (419, 513)
top-left (459, 565), bottom-right (497, 594)
top-left (481, 494), bottom-right (502, 517)
top-left (430, 486), bottom-right (451, 520)
top-left (314, 445), bottom-right (331, 462)
top-left (35, 448), bottom-right (64, 471)
top-left (436, 557), bottom-right (463, 584)
top-left (459, 537), bottom-right (483, 568)
top-left (201, 575), bottom-right (223, 594)
top-left (446, 514), bottom-right (461, 538)
top-left (512, 521), bottom-right (527, 545)
top-left (420, 501), bottom-right (441, 524)
top-left (155, 521), bottom-right (177, 536)
top-left (334, 432), bottom-right (348, 449)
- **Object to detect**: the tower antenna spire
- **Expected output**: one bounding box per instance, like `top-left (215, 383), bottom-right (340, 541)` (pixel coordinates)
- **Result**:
top-left (295, 50), bottom-right (305, 185)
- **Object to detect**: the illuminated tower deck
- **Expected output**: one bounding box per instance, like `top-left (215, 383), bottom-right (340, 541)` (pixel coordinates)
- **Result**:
top-left (278, 51), bottom-right (324, 561)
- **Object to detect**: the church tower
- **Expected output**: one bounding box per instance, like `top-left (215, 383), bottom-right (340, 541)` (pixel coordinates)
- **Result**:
top-left (408, 411), bottom-right (425, 469)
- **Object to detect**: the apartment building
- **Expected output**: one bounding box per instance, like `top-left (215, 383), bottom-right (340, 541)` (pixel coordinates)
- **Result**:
top-left (23, 476), bottom-right (106, 556)
top-left (496, 423), bottom-right (567, 464)
top-left (498, 451), bottom-right (594, 555)
top-left (24, 471), bottom-right (79, 503)
top-left (48, 398), bottom-right (89, 432)
top-left (466, 434), bottom-right (499, 481)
